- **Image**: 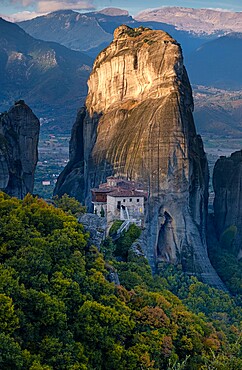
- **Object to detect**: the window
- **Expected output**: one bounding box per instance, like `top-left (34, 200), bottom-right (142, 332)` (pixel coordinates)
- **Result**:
top-left (117, 201), bottom-right (121, 210)
top-left (137, 199), bottom-right (140, 202)
top-left (130, 198), bottom-right (132, 202)
top-left (123, 199), bottom-right (126, 202)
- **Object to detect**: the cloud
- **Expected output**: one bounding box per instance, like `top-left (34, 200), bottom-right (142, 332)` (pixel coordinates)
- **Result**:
top-left (207, 7), bottom-right (236, 12)
top-left (2, 0), bottom-right (95, 20)
top-left (37, 1), bottom-right (95, 13)
top-left (6, 0), bottom-right (36, 5)
top-left (8, 0), bottom-right (95, 11)
top-left (0, 13), bottom-right (13, 21)
top-left (8, 10), bottom-right (46, 21)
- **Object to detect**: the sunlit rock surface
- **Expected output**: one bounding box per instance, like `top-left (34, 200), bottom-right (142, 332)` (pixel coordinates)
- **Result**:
top-left (55, 26), bottom-right (225, 289)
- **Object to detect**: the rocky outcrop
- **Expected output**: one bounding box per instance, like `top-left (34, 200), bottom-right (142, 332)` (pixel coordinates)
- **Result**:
top-left (55, 26), bottom-right (224, 289)
top-left (213, 150), bottom-right (242, 259)
top-left (78, 213), bottom-right (106, 250)
top-left (0, 100), bottom-right (40, 198)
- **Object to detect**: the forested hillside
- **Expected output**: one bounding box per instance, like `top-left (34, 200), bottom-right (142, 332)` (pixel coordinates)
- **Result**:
top-left (0, 192), bottom-right (241, 369)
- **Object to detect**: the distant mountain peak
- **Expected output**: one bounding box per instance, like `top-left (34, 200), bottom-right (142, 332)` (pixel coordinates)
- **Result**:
top-left (97, 8), bottom-right (129, 17)
top-left (46, 9), bottom-right (76, 17)
top-left (0, 18), bottom-right (93, 132)
top-left (136, 6), bottom-right (242, 36)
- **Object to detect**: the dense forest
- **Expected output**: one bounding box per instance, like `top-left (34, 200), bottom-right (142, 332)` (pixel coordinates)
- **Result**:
top-left (0, 192), bottom-right (241, 369)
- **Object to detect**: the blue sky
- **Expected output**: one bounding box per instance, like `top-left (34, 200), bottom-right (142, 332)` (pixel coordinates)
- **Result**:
top-left (1, 0), bottom-right (242, 20)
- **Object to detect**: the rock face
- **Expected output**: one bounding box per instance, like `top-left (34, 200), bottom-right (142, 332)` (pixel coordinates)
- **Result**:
top-left (55, 26), bottom-right (224, 288)
top-left (0, 100), bottom-right (40, 198)
top-left (213, 150), bottom-right (242, 259)
top-left (78, 213), bottom-right (106, 250)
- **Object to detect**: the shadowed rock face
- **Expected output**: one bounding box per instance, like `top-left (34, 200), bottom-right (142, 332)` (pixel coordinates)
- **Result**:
top-left (0, 100), bottom-right (40, 198)
top-left (213, 150), bottom-right (242, 259)
top-left (55, 26), bottom-right (224, 288)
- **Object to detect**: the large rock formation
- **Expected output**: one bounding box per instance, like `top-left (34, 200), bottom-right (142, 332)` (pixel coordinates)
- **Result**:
top-left (213, 150), bottom-right (242, 259)
top-left (0, 100), bottom-right (40, 198)
top-left (55, 25), bottom-right (224, 289)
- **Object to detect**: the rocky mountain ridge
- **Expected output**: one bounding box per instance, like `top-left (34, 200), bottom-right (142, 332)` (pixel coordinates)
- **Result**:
top-left (18, 10), bottom-right (113, 54)
top-left (54, 25), bottom-right (225, 290)
top-left (17, 9), bottom-right (131, 56)
top-left (136, 7), bottom-right (242, 36)
top-left (0, 100), bottom-right (40, 198)
top-left (17, 9), bottom-right (210, 58)
top-left (98, 8), bottom-right (129, 16)
top-left (193, 87), bottom-right (242, 137)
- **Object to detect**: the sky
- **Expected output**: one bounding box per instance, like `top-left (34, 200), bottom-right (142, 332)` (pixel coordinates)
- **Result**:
top-left (1, 0), bottom-right (242, 21)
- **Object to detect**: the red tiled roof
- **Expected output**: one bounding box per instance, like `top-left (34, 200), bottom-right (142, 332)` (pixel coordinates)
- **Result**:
top-left (91, 178), bottom-right (147, 198)
top-left (107, 190), bottom-right (147, 198)
top-left (91, 188), bottom-right (113, 193)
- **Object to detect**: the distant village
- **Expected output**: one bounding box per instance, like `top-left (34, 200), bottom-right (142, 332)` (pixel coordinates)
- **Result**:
top-left (34, 133), bottom-right (69, 198)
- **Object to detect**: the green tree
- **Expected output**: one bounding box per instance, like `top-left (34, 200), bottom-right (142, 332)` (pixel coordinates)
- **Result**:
top-left (53, 194), bottom-right (86, 217)
top-left (0, 294), bottom-right (19, 334)
top-left (0, 191), bottom-right (241, 369)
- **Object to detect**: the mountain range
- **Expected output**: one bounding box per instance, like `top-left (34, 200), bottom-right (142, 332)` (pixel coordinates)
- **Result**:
top-left (187, 32), bottom-right (242, 90)
top-left (0, 17), bottom-right (93, 131)
top-left (136, 7), bottom-right (242, 35)
top-left (17, 8), bottom-right (242, 89)
top-left (18, 10), bottom-right (114, 57)
top-left (17, 8), bottom-right (211, 58)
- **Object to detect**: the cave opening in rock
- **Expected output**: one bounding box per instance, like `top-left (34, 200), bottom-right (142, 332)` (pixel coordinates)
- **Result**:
top-left (157, 211), bottom-right (173, 259)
